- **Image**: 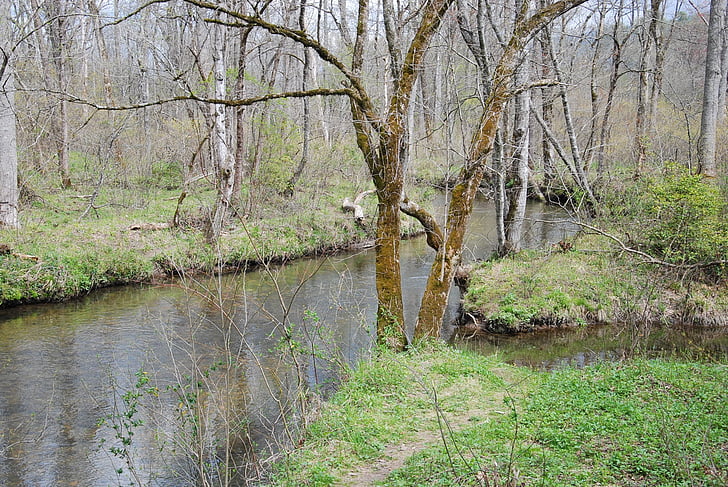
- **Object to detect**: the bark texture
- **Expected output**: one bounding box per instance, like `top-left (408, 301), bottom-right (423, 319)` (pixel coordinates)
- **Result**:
top-left (0, 12), bottom-right (18, 228)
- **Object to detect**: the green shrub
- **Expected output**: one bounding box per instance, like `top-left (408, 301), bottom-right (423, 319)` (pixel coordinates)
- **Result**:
top-left (149, 161), bottom-right (184, 190)
top-left (644, 164), bottom-right (728, 272)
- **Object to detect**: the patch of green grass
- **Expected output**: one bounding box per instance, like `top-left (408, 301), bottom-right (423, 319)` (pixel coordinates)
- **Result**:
top-left (370, 357), bottom-right (727, 487)
top-left (462, 233), bottom-right (638, 332)
top-left (270, 342), bottom-right (532, 486)
top-left (463, 229), bottom-right (728, 330)
top-left (2, 158), bottom-right (436, 307)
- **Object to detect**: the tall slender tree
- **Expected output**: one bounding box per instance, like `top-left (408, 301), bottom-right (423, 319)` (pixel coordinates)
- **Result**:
top-left (698, 0), bottom-right (727, 179)
top-left (0, 10), bottom-right (19, 228)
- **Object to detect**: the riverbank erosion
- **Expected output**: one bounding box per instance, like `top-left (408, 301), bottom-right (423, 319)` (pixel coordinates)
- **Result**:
top-left (0, 186), bottom-right (426, 309)
top-left (457, 232), bottom-right (728, 334)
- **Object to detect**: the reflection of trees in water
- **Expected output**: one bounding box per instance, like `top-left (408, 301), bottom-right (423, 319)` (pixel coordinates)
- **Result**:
top-left (452, 324), bottom-right (728, 370)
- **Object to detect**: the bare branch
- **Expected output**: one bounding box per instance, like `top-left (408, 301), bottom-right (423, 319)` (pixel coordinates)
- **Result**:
top-left (506, 78), bottom-right (560, 97)
top-left (31, 87), bottom-right (354, 111)
top-left (572, 220), bottom-right (728, 270)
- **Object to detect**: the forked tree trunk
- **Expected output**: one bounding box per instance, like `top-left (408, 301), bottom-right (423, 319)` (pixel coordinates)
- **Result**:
top-left (415, 0), bottom-right (589, 339)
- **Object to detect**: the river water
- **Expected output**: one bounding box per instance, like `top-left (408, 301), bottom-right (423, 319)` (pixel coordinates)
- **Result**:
top-left (0, 201), bottom-right (724, 486)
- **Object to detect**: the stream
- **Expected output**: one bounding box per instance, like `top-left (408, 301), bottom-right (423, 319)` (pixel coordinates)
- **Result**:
top-left (0, 200), bottom-right (725, 486)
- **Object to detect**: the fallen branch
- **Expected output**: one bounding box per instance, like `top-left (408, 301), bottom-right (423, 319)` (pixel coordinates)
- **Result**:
top-left (342, 189), bottom-right (375, 223)
top-left (12, 252), bottom-right (40, 262)
top-left (128, 222), bottom-right (173, 231)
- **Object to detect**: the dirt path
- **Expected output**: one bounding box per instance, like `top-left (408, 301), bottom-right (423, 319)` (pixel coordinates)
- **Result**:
top-left (338, 429), bottom-right (443, 486)
top-left (335, 370), bottom-right (514, 486)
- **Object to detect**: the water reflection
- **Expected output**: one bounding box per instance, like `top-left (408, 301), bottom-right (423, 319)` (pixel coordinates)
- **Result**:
top-left (453, 324), bottom-right (728, 370)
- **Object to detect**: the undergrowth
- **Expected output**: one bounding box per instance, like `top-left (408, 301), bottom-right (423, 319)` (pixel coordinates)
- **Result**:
top-left (272, 344), bottom-right (728, 487)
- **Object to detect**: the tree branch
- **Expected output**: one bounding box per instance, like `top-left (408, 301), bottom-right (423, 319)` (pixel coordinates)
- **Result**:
top-left (572, 220), bottom-right (728, 270)
top-left (33, 87), bottom-right (354, 111)
top-left (400, 196), bottom-right (443, 251)
top-left (507, 78), bottom-right (560, 96)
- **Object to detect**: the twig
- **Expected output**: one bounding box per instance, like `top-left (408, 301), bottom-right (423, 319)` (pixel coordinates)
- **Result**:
top-left (570, 220), bottom-right (728, 270)
top-left (79, 173), bottom-right (105, 220)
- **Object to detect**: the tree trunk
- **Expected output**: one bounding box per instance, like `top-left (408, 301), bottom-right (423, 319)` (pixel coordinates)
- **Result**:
top-left (596, 0), bottom-right (625, 175)
top-left (209, 22), bottom-right (235, 242)
top-left (374, 175), bottom-right (407, 350)
top-left (503, 20), bottom-right (531, 255)
top-left (548, 27), bottom-right (594, 201)
top-left (286, 0), bottom-right (314, 196)
top-left (698, 0), bottom-right (726, 179)
top-left (539, 25), bottom-right (556, 185)
top-left (633, 3), bottom-right (652, 178)
top-left (416, 0), bottom-right (590, 339)
top-left (0, 33), bottom-right (19, 228)
top-left (233, 25), bottom-right (252, 201)
top-left (47, 0), bottom-right (72, 188)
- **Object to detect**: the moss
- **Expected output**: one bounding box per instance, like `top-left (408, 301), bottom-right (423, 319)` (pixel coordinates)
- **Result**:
top-left (460, 231), bottom-right (728, 332)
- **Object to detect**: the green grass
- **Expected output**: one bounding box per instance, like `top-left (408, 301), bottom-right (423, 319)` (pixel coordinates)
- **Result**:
top-left (462, 232), bottom-right (728, 331)
top-left (1, 163), bottom-right (431, 307)
top-left (271, 343), bottom-right (728, 487)
top-left (462, 234), bottom-right (641, 332)
top-left (270, 342), bottom-right (534, 486)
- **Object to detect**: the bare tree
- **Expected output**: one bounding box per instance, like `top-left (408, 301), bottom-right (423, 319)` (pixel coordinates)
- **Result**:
top-left (0, 9), bottom-right (19, 228)
top-left (698, 0), bottom-right (726, 179)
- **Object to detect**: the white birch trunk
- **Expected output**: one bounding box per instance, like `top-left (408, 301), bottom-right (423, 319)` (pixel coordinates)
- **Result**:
top-left (0, 32), bottom-right (19, 228)
top-left (210, 22), bottom-right (235, 241)
top-left (503, 49), bottom-right (531, 254)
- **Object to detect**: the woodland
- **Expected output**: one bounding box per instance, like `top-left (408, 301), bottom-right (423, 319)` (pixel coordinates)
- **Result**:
top-left (0, 0), bottom-right (727, 348)
top-left (1, 1), bottom-right (728, 485)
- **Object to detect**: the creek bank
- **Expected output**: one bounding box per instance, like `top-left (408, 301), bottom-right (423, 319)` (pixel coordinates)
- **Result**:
top-left (456, 232), bottom-right (728, 335)
top-left (0, 195), bottom-right (425, 309)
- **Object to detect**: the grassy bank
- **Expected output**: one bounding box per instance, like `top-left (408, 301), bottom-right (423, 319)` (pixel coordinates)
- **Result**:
top-left (0, 174), bottom-right (429, 308)
top-left (271, 343), bottom-right (728, 486)
top-left (460, 232), bottom-right (728, 333)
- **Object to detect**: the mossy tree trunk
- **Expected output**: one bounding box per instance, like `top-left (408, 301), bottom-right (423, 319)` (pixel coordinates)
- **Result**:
top-left (415, 0), bottom-right (589, 339)
top-left (345, 0), bottom-right (455, 350)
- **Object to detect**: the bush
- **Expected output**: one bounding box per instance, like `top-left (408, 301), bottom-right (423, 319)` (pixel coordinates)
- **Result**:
top-left (644, 164), bottom-right (728, 273)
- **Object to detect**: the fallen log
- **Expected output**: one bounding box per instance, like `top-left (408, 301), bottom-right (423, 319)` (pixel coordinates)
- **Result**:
top-left (342, 189), bottom-right (375, 223)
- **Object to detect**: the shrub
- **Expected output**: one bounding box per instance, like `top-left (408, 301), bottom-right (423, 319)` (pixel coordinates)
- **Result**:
top-left (644, 164), bottom-right (728, 273)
